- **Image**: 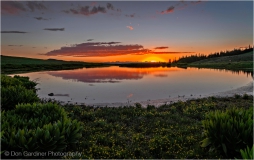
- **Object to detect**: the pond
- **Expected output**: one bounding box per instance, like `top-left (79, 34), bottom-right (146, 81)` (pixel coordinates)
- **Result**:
top-left (11, 66), bottom-right (253, 106)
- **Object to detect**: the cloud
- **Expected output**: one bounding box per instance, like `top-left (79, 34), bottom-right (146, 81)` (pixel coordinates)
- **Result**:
top-left (90, 6), bottom-right (106, 15)
top-left (34, 17), bottom-right (48, 20)
top-left (126, 26), bottom-right (134, 30)
top-left (44, 41), bottom-right (193, 57)
top-left (154, 74), bottom-right (168, 77)
top-left (1, 31), bottom-right (27, 33)
top-left (63, 3), bottom-right (119, 16)
top-left (154, 47), bottom-right (169, 50)
top-left (161, 6), bottom-right (175, 14)
top-left (151, 51), bottom-right (195, 54)
top-left (87, 39), bottom-right (94, 41)
top-left (1, 1), bottom-right (26, 14)
top-left (125, 13), bottom-right (135, 18)
top-left (127, 94), bottom-right (133, 98)
top-left (107, 3), bottom-right (114, 10)
top-left (44, 42), bottom-right (151, 57)
top-left (26, 1), bottom-right (47, 12)
top-left (191, 0), bottom-right (202, 5)
top-left (63, 5), bottom-right (107, 16)
top-left (8, 45), bottom-right (23, 47)
top-left (70, 9), bottom-right (79, 14)
top-left (1, 1), bottom-right (47, 15)
top-left (44, 28), bottom-right (65, 31)
top-left (159, 1), bottom-right (204, 14)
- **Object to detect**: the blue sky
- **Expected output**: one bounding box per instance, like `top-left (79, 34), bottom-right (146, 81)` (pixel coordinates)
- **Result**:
top-left (1, 1), bottom-right (253, 62)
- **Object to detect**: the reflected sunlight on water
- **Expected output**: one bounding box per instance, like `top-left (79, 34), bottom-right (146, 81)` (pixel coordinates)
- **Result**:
top-left (11, 66), bottom-right (253, 105)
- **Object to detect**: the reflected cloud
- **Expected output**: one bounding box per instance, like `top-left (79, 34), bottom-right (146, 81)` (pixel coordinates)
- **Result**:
top-left (47, 67), bottom-right (179, 83)
top-left (154, 74), bottom-right (168, 77)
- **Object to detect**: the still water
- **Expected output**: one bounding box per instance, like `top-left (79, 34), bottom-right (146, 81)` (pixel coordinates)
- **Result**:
top-left (12, 66), bottom-right (253, 105)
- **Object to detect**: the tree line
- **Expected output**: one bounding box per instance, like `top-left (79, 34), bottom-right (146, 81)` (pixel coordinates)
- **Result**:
top-left (172, 45), bottom-right (253, 64)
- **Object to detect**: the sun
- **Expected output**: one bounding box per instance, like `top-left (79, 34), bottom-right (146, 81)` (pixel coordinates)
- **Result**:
top-left (142, 56), bottom-right (165, 62)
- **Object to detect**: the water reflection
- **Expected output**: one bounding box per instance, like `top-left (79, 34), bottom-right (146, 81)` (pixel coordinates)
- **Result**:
top-left (47, 67), bottom-right (179, 83)
top-left (12, 66), bottom-right (253, 105)
top-left (195, 67), bottom-right (253, 78)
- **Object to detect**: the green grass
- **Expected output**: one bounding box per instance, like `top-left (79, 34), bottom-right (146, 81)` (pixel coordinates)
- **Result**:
top-left (1, 55), bottom-right (110, 74)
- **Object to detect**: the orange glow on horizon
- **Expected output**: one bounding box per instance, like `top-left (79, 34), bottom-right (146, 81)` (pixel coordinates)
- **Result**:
top-left (142, 56), bottom-right (167, 62)
top-left (2, 42), bottom-right (250, 63)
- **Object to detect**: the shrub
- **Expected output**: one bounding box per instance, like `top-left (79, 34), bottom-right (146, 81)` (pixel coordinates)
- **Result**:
top-left (1, 85), bottom-right (40, 110)
top-left (1, 75), bottom-right (22, 88)
top-left (201, 107), bottom-right (253, 158)
top-left (1, 75), bottom-right (39, 110)
top-left (13, 75), bottom-right (38, 91)
top-left (1, 103), bottom-right (83, 158)
top-left (242, 93), bottom-right (250, 100)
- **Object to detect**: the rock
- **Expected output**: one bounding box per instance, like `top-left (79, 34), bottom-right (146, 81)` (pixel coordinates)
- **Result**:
top-left (48, 93), bottom-right (54, 96)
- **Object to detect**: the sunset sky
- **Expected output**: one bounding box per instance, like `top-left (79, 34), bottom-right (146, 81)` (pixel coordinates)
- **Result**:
top-left (1, 1), bottom-right (253, 62)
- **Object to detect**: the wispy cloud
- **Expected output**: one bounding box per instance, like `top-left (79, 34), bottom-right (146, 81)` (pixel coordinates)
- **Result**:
top-left (191, 0), bottom-right (202, 5)
top-left (150, 51), bottom-right (195, 54)
top-left (87, 39), bottom-right (94, 41)
top-left (44, 41), bottom-right (193, 57)
top-left (62, 3), bottom-right (121, 16)
top-left (1, 31), bottom-right (27, 33)
top-left (126, 26), bottom-right (134, 30)
top-left (63, 5), bottom-right (107, 16)
top-left (154, 74), bottom-right (168, 77)
top-left (107, 3), bottom-right (114, 10)
top-left (1, 1), bottom-right (47, 15)
top-left (1, 1), bottom-right (26, 14)
top-left (34, 17), bottom-right (48, 20)
top-left (44, 28), bottom-right (65, 31)
top-left (159, 0), bottom-right (204, 15)
top-left (161, 6), bottom-right (175, 14)
top-left (8, 45), bottom-right (23, 47)
top-left (125, 13), bottom-right (135, 18)
top-left (44, 42), bottom-right (151, 57)
top-left (154, 46), bottom-right (169, 49)
top-left (26, 1), bottom-right (47, 12)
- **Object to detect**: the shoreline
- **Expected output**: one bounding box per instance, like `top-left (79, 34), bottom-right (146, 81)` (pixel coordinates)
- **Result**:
top-left (62, 81), bottom-right (253, 107)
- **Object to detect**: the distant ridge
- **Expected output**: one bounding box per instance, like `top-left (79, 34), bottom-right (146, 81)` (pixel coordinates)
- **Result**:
top-left (1, 55), bottom-right (85, 65)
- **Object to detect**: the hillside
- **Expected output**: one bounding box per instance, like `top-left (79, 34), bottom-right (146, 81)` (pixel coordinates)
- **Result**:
top-left (190, 51), bottom-right (253, 63)
top-left (1, 55), bottom-right (84, 65)
top-left (188, 51), bottom-right (253, 71)
top-left (1, 55), bottom-right (109, 74)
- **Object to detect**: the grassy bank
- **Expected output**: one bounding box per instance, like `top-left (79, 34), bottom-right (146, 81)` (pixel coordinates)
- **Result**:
top-left (1, 55), bottom-right (110, 74)
top-left (173, 51), bottom-right (253, 72)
